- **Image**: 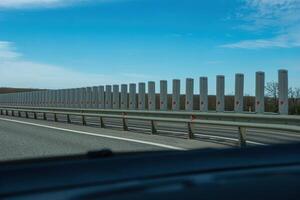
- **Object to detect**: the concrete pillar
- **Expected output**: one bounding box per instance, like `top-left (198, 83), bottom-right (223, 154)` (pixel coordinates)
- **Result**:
top-left (138, 83), bottom-right (146, 110)
top-left (34, 91), bottom-right (39, 107)
top-left (185, 78), bottom-right (194, 111)
top-left (200, 77), bottom-right (208, 112)
top-left (70, 89), bottom-right (76, 108)
top-left (92, 86), bottom-right (99, 109)
top-left (255, 71), bottom-right (265, 114)
top-left (105, 85), bottom-right (112, 109)
top-left (30, 92), bottom-right (34, 107)
top-left (235, 73), bottom-right (244, 113)
top-left (160, 80), bottom-right (168, 111)
top-left (172, 79), bottom-right (180, 111)
top-left (86, 87), bottom-right (92, 109)
top-left (278, 69), bottom-right (288, 115)
top-left (120, 84), bottom-right (128, 110)
top-left (113, 85), bottom-right (120, 109)
top-left (148, 81), bottom-right (156, 110)
top-left (74, 88), bottom-right (80, 108)
top-left (99, 86), bottom-right (105, 109)
top-left (80, 88), bottom-right (87, 109)
top-left (216, 75), bottom-right (225, 112)
top-left (129, 83), bottom-right (136, 110)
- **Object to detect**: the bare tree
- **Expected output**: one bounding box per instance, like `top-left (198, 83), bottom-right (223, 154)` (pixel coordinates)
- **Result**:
top-left (294, 87), bottom-right (300, 98)
top-left (265, 81), bottom-right (278, 99)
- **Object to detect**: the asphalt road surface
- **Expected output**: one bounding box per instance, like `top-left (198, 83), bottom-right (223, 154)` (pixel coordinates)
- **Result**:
top-left (0, 115), bottom-right (227, 161)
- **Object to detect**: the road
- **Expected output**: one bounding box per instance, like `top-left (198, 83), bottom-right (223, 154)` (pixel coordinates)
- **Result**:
top-left (0, 115), bottom-right (227, 161)
top-left (1, 109), bottom-right (300, 161)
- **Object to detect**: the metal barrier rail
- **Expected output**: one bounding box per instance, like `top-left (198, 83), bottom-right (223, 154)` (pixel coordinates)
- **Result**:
top-left (1, 106), bottom-right (300, 148)
top-left (1, 105), bottom-right (300, 126)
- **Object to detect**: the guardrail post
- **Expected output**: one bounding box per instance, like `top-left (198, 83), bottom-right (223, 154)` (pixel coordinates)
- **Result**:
top-left (216, 75), bottom-right (225, 112)
top-left (120, 84), bottom-right (128, 110)
top-left (185, 78), bottom-right (194, 111)
top-left (67, 114), bottom-right (71, 123)
top-left (43, 112), bottom-right (47, 120)
top-left (18, 110), bottom-right (21, 117)
top-left (148, 81), bottom-right (156, 110)
top-left (25, 111), bottom-right (28, 118)
top-left (33, 112), bottom-right (37, 119)
top-left (255, 71), bottom-right (265, 114)
top-left (235, 73), bottom-right (244, 113)
top-left (54, 113), bottom-right (58, 122)
top-left (99, 86), bottom-right (105, 109)
top-left (172, 79), bottom-right (180, 111)
top-left (138, 82), bottom-right (146, 110)
top-left (151, 120), bottom-right (157, 134)
top-left (105, 85), bottom-right (112, 109)
top-left (187, 115), bottom-right (195, 139)
top-left (238, 126), bottom-right (247, 148)
top-left (200, 77), bottom-right (208, 112)
top-left (122, 112), bottom-right (129, 131)
top-left (278, 69), bottom-right (288, 115)
top-left (0, 109), bottom-right (3, 115)
top-left (113, 85), bottom-right (120, 109)
top-left (100, 116), bottom-right (105, 128)
top-left (129, 83), bottom-right (136, 110)
top-left (82, 115), bottom-right (86, 125)
top-left (5, 109), bottom-right (8, 116)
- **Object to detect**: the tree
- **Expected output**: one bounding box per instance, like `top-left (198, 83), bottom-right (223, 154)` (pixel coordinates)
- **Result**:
top-left (265, 81), bottom-right (278, 99)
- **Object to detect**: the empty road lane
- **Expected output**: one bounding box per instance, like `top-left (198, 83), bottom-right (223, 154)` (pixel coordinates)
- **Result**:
top-left (0, 116), bottom-right (227, 161)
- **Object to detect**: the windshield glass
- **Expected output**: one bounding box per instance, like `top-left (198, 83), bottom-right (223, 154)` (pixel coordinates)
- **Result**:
top-left (0, 0), bottom-right (299, 162)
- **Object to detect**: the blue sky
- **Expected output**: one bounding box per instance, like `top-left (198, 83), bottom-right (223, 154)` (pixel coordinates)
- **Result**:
top-left (0, 0), bottom-right (299, 95)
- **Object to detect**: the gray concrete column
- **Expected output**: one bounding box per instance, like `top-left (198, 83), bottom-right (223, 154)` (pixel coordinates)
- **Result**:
top-left (129, 83), bottom-right (136, 110)
top-left (138, 83), bottom-right (146, 110)
top-left (160, 80), bottom-right (168, 111)
top-left (120, 84), bottom-right (128, 110)
top-left (55, 90), bottom-right (59, 107)
top-left (200, 77), bottom-right (208, 112)
top-left (92, 86), bottom-right (99, 109)
top-left (49, 90), bottom-right (54, 107)
top-left (99, 86), bottom-right (105, 109)
top-left (86, 87), bottom-right (92, 109)
top-left (74, 88), bottom-right (79, 108)
top-left (70, 89), bottom-right (76, 108)
top-left (148, 81), bottom-right (156, 110)
top-left (105, 85), bottom-right (112, 109)
top-left (185, 78), bottom-right (194, 111)
top-left (80, 88), bottom-right (87, 109)
top-left (235, 73), bottom-right (244, 113)
top-left (172, 79), bottom-right (180, 111)
top-left (62, 89), bottom-right (67, 108)
top-left (255, 71), bottom-right (265, 114)
top-left (113, 85), bottom-right (120, 109)
top-left (216, 75), bottom-right (225, 112)
top-left (278, 69), bottom-right (288, 115)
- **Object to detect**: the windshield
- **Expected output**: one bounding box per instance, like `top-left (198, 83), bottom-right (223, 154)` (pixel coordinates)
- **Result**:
top-left (0, 0), bottom-right (299, 162)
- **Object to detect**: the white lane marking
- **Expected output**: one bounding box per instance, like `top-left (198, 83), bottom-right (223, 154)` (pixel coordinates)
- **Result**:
top-left (0, 117), bottom-right (186, 151)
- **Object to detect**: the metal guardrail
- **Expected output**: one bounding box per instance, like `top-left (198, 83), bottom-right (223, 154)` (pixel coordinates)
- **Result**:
top-left (1, 106), bottom-right (300, 148)
top-left (1, 105), bottom-right (300, 125)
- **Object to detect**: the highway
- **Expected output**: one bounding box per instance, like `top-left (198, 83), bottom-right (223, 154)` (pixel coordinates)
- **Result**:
top-left (0, 115), bottom-right (226, 161)
top-left (1, 109), bottom-right (300, 162)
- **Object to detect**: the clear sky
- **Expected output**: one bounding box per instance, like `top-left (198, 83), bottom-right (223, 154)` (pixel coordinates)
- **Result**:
top-left (0, 0), bottom-right (299, 95)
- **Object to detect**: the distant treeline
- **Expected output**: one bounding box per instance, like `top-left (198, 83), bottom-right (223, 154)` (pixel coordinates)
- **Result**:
top-left (0, 87), bottom-right (40, 94)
